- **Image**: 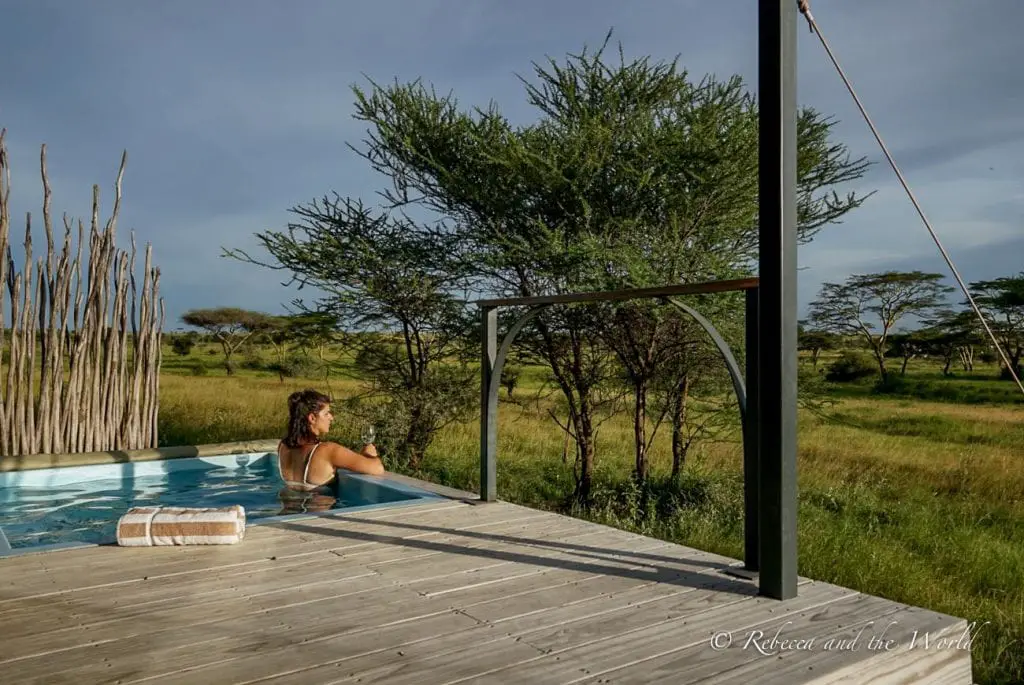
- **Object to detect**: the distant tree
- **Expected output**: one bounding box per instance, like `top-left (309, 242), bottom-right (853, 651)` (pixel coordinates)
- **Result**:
top-left (254, 312), bottom-right (339, 381)
top-left (798, 323), bottom-right (838, 370)
top-left (807, 271), bottom-right (953, 381)
top-left (258, 316), bottom-right (293, 374)
top-left (180, 307), bottom-right (271, 375)
top-left (967, 273), bottom-right (1024, 380)
top-left (919, 309), bottom-right (984, 375)
top-left (884, 331), bottom-right (931, 376)
top-left (286, 311), bottom-right (338, 365)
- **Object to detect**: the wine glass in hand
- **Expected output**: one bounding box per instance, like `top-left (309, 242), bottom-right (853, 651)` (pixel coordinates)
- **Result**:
top-left (361, 425), bottom-right (376, 444)
top-left (361, 425), bottom-right (377, 457)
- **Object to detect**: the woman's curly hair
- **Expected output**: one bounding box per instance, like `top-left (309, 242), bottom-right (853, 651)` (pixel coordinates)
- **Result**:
top-left (282, 389), bottom-right (331, 448)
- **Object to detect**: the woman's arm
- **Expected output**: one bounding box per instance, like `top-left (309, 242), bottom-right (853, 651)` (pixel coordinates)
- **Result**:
top-left (326, 442), bottom-right (385, 476)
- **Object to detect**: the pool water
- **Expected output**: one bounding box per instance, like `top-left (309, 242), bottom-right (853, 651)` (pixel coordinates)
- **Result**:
top-left (0, 453), bottom-right (433, 551)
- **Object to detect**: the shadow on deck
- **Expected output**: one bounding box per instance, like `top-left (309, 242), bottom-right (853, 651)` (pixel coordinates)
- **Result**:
top-left (0, 479), bottom-right (975, 684)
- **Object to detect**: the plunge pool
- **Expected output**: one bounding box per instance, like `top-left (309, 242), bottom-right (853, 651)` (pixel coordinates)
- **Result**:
top-left (0, 451), bottom-right (442, 556)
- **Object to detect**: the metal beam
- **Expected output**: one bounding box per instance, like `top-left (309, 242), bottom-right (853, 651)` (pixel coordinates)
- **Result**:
top-left (743, 288), bottom-right (760, 572)
top-left (475, 278), bottom-right (758, 309)
top-left (757, 0), bottom-right (800, 599)
top-left (479, 307), bottom-right (498, 501)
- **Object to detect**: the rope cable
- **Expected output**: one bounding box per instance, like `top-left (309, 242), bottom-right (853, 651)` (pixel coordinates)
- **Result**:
top-left (796, 0), bottom-right (1024, 395)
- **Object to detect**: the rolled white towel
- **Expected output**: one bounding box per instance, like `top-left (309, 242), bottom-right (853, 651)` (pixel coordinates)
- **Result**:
top-left (116, 505), bottom-right (246, 546)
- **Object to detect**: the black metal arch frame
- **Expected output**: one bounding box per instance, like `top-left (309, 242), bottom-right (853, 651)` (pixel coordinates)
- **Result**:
top-left (475, 280), bottom-right (764, 584)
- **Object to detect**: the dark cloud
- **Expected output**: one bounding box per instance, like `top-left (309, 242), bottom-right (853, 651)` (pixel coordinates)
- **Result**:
top-left (879, 234), bottom-right (1024, 288)
top-left (0, 0), bottom-right (1020, 325)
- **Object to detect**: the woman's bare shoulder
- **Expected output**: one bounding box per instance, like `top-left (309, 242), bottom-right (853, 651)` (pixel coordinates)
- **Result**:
top-left (317, 441), bottom-right (385, 475)
top-left (313, 440), bottom-right (348, 459)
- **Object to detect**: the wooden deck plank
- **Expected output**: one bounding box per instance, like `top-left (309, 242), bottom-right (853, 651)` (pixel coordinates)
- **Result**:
top-left (103, 529), bottom-right (754, 683)
top-left (152, 563), bottom-right (747, 684)
top-left (0, 505), bottom-right (557, 635)
top-left (569, 596), bottom-right (910, 684)
top-left (46, 612), bottom-right (484, 685)
top-left (429, 581), bottom-right (854, 685)
top-left (142, 572), bottom-right (664, 684)
top-left (2, 510), bottom-right (675, 644)
top-left (3, 510), bottom-right (689, 666)
top-left (0, 515), bottom-right (618, 659)
top-left (246, 568), bottom-right (798, 685)
top-left (0, 491), bottom-right (974, 684)
top-left (1, 498), bottom-right (477, 578)
top-left (307, 583), bottom-right (841, 685)
top-left (789, 611), bottom-right (976, 685)
top-left (448, 581), bottom-right (856, 683)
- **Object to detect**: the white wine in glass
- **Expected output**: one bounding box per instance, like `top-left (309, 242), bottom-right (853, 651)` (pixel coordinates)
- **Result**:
top-left (360, 425), bottom-right (376, 444)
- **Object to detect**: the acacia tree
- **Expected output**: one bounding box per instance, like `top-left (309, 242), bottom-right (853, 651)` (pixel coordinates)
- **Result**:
top-left (347, 36), bottom-right (869, 503)
top-left (919, 309), bottom-right (984, 376)
top-left (642, 315), bottom-right (735, 481)
top-left (180, 307), bottom-right (269, 375)
top-left (224, 197), bottom-right (474, 469)
top-left (601, 301), bottom-right (679, 484)
top-left (798, 324), bottom-right (837, 370)
top-left (968, 273), bottom-right (1024, 380)
top-left (258, 316), bottom-right (293, 379)
top-left (885, 332), bottom-right (931, 376)
top-left (807, 271), bottom-right (953, 381)
top-left (254, 312), bottom-right (335, 382)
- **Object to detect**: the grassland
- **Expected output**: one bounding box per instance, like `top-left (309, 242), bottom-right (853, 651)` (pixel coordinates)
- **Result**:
top-left (158, 344), bottom-right (1022, 684)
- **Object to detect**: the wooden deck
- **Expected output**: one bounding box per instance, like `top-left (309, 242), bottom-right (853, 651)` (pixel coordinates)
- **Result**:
top-left (0, 494), bottom-right (974, 684)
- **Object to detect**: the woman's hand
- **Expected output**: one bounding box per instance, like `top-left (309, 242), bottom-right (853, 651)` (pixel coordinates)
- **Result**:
top-left (327, 442), bottom-right (385, 475)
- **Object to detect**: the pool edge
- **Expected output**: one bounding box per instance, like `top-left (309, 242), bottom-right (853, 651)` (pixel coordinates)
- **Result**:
top-left (0, 439), bottom-right (282, 472)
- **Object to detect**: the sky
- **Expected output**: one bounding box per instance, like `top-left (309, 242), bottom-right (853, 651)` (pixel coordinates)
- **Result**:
top-left (1, 0), bottom-right (1022, 332)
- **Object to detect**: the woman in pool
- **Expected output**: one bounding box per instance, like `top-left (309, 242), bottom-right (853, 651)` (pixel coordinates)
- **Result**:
top-left (277, 389), bottom-right (385, 498)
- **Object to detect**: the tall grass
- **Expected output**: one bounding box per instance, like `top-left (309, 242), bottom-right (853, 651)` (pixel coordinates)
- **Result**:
top-left (158, 345), bottom-right (1023, 684)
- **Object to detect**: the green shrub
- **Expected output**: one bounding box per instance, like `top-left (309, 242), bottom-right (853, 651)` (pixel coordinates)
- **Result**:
top-left (873, 374), bottom-right (1024, 405)
top-left (240, 353), bottom-right (265, 371)
top-left (825, 350), bottom-right (877, 382)
top-left (268, 354), bottom-right (324, 379)
top-left (169, 336), bottom-right (195, 356)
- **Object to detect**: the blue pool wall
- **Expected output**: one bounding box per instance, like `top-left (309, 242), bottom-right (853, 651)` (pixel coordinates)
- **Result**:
top-left (0, 451), bottom-right (447, 559)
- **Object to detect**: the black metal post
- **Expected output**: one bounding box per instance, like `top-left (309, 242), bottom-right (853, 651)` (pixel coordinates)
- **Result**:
top-left (743, 287), bottom-right (760, 572)
top-left (757, 0), bottom-right (799, 599)
top-left (480, 306), bottom-right (498, 502)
